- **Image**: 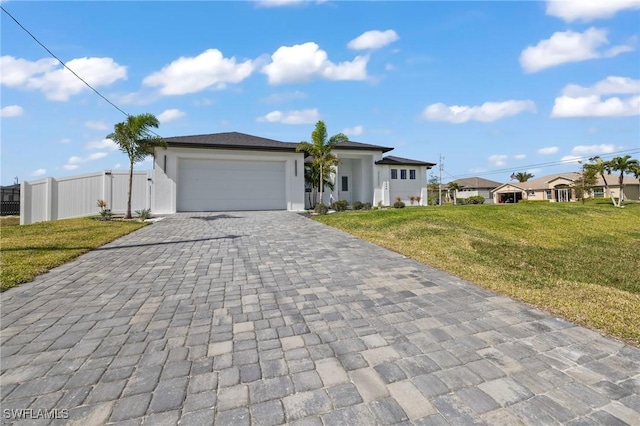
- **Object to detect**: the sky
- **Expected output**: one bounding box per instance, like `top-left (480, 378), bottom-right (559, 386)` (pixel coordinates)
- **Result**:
top-left (1, 0), bottom-right (639, 186)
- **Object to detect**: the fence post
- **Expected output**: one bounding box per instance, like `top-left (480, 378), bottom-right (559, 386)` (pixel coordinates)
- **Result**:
top-left (45, 177), bottom-right (54, 221)
top-left (20, 180), bottom-right (27, 225)
top-left (103, 170), bottom-right (113, 210)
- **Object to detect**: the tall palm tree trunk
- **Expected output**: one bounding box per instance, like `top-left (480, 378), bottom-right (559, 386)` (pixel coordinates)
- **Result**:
top-left (600, 173), bottom-right (616, 207)
top-left (126, 159), bottom-right (134, 219)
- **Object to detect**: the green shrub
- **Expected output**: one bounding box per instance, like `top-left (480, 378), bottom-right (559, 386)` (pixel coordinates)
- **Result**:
top-left (393, 200), bottom-right (406, 208)
top-left (352, 201), bottom-right (364, 210)
top-left (314, 203), bottom-right (329, 215)
top-left (331, 200), bottom-right (348, 212)
top-left (362, 202), bottom-right (372, 210)
top-left (467, 196), bottom-right (485, 204)
top-left (135, 208), bottom-right (152, 220)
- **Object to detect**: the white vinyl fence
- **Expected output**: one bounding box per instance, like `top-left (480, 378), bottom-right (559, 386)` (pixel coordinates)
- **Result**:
top-left (20, 170), bottom-right (152, 225)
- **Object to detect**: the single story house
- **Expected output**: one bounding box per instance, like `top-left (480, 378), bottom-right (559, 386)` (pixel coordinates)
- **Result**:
top-left (152, 132), bottom-right (435, 213)
top-left (447, 177), bottom-right (501, 204)
top-left (492, 172), bottom-right (640, 203)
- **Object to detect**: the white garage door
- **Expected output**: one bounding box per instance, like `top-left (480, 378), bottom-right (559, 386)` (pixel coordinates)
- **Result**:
top-left (177, 159), bottom-right (286, 211)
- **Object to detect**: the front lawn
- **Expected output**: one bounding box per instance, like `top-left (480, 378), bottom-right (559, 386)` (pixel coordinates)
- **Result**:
top-left (0, 217), bottom-right (147, 291)
top-left (315, 202), bottom-right (640, 345)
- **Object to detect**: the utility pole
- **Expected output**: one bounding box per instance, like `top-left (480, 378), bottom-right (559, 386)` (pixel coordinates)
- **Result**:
top-left (438, 154), bottom-right (444, 206)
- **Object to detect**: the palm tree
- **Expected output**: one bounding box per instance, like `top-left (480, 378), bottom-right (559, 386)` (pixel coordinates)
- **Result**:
top-left (608, 155), bottom-right (640, 207)
top-left (448, 182), bottom-right (461, 205)
top-left (107, 113), bottom-right (166, 219)
top-left (588, 156), bottom-right (615, 206)
top-left (296, 121), bottom-right (347, 207)
top-left (512, 172), bottom-right (534, 182)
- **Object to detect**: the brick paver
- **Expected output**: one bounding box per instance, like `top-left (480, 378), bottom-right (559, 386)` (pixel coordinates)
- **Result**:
top-left (1, 212), bottom-right (639, 424)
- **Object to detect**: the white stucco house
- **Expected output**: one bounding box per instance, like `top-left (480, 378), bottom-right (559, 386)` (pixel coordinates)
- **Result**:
top-left (152, 132), bottom-right (435, 213)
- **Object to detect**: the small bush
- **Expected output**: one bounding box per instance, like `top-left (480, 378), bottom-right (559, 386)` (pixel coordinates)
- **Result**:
top-left (415, 196), bottom-right (421, 205)
top-left (362, 202), bottom-right (372, 210)
top-left (393, 200), bottom-right (406, 208)
top-left (314, 203), bottom-right (329, 215)
top-left (409, 195), bottom-right (416, 205)
top-left (96, 199), bottom-right (112, 221)
top-left (135, 208), bottom-right (152, 220)
top-left (352, 201), bottom-right (364, 210)
top-left (467, 196), bottom-right (485, 204)
top-left (331, 200), bottom-right (348, 212)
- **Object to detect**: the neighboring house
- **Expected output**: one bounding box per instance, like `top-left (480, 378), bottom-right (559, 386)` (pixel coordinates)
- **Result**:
top-left (447, 177), bottom-right (501, 204)
top-left (492, 172), bottom-right (640, 203)
top-left (152, 132), bottom-right (435, 213)
top-left (1, 183), bottom-right (20, 215)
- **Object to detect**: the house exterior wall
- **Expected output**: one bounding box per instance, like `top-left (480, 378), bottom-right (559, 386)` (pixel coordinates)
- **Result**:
top-left (457, 189), bottom-right (494, 203)
top-left (153, 147), bottom-right (305, 213)
top-left (373, 164), bottom-right (427, 206)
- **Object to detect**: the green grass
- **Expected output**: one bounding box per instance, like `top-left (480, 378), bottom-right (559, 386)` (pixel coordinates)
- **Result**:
top-left (0, 216), bottom-right (20, 227)
top-left (0, 217), bottom-right (147, 291)
top-left (315, 202), bottom-right (640, 345)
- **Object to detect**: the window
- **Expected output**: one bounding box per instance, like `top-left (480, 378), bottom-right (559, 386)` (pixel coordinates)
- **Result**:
top-left (409, 169), bottom-right (416, 180)
top-left (391, 169), bottom-right (398, 179)
top-left (545, 190), bottom-right (552, 200)
top-left (593, 187), bottom-right (604, 198)
top-left (341, 176), bottom-right (349, 192)
top-left (400, 169), bottom-right (407, 180)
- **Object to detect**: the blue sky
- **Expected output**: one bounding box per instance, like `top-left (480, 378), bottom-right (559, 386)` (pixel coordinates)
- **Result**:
top-left (1, 0), bottom-right (639, 186)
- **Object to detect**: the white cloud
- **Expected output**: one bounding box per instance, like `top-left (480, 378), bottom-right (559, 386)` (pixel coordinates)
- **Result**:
top-left (587, 126), bottom-right (598, 134)
top-left (546, 0), bottom-right (640, 22)
top-left (157, 108), bottom-right (186, 123)
top-left (0, 56), bottom-right (127, 101)
top-left (422, 100), bottom-right (536, 123)
top-left (113, 163), bottom-right (121, 170)
top-left (538, 146), bottom-right (559, 155)
top-left (551, 94), bottom-right (640, 117)
top-left (60, 138), bottom-right (72, 144)
top-left (347, 30), bottom-right (399, 50)
top-left (261, 42), bottom-right (368, 85)
top-left (30, 168), bottom-right (47, 177)
top-left (86, 138), bottom-right (118, 151)
top-left (143, 49), bottom-right (254, 95)
top-left (342, 125), bottom-right (364, 136)
top-left (571, 144), bottom-right (623, 155)
top-left (64, 152), bottom-right (108, 170)
top-left (561, 76), bottom-right (640, 97)
top-left (84, 120), bottom-right (108, 131)
top-left (385, 63), bottom-right (396, 71)
top-left (519, 28), bottom-right (635, 73)
top-left (0, 105), bottom-right (24, 117)
top-left (488, 154), bottom-right (508, 167)
top-left (256, 108), bottom-right (320, 124)
top-left (552, 76), bottom-right (640, 118)
top-left (513, 154), bottom-right (526, 160)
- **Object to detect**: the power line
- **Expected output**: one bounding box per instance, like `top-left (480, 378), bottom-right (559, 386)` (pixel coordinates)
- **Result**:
top-left (447, 148), bottom-right (640, 181)
top-left (1, 5), bottom-right (131, 118)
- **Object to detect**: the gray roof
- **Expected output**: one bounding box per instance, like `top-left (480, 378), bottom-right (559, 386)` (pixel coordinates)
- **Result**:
top-left (164, 132), bottom-right (298, 152)
top-left (163, 132), bottom-right (395, 153)
top-left (449, 177), bottom-right (502, 189)
top-left (375, 156), bottom-right (436, 167)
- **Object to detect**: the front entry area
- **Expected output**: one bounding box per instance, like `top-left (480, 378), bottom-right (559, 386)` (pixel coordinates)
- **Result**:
top-left (555, 187), bottom-right (572, 202)
top-left (177, 159), bottom-right (286, 211)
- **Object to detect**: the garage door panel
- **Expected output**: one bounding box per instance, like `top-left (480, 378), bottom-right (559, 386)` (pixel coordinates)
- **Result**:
top-left (177, 159), bottom-right (286, 211)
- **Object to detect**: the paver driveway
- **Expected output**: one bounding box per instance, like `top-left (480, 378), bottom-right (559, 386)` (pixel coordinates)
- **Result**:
top-left (1, 212), bottom-right (639, 425)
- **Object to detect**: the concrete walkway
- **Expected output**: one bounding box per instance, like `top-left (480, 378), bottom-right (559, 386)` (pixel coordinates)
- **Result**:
top-left (1, 212), bottom-right (638, 425)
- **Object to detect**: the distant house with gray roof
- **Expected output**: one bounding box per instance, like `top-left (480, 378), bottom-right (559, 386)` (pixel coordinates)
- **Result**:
top-left (446, 177), bottom-right (501, 204)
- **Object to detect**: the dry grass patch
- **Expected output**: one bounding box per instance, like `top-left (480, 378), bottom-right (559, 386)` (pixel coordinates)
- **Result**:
top-left (315, 202), bottom-right (640, 345)
top-left (1, 217), bottom-right (147, 291)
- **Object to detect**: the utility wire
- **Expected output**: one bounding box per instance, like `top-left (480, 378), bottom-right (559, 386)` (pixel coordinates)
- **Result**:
top-left (1, 5), bottom-right (131, 118)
